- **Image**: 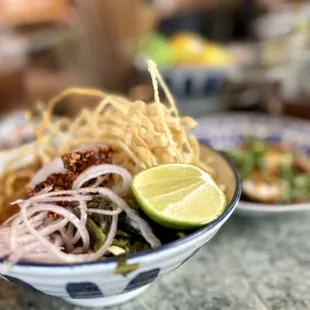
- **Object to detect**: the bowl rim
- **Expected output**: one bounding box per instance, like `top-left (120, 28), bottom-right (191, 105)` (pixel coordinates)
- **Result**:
top-left (237, 200), bottom-right (310, 213)
top-left (195, 112), bottom-right (310, 131)
top-left (0, 149), bottom-right (241, 269)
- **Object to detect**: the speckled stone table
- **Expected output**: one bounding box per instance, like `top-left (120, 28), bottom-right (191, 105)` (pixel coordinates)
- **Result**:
top-left (1, 213), bottom-right (310, 310)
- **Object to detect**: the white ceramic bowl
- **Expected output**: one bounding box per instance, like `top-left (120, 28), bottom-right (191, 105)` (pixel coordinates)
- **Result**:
top-left (0, 146), bottom-right (241, 308)
top-left (194, 113), bottom-right (310, 216)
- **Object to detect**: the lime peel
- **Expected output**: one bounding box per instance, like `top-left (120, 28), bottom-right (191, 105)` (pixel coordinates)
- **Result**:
top-left (132, 163), bottom-right (226, 230)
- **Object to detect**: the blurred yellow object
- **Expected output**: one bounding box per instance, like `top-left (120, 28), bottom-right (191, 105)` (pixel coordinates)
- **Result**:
top-left (199, 44), bottom-right (231, 66)
top-left (170, 32), bottom-right (204, 64)
top-left (170, 33), bottom-right (231, 67)
top-left (262, 39), bottom-right (285, 66)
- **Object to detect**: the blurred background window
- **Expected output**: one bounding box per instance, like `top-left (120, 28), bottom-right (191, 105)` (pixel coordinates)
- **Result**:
top-left (0, 0), bottom-right (308, 120)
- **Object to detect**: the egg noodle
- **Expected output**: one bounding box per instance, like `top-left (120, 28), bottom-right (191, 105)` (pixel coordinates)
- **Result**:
top-left (0, 60), bottom-right (212, 223)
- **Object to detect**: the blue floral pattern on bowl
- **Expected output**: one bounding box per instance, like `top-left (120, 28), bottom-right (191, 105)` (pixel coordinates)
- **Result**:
top-left (194, 113), bottom-right (310, 153)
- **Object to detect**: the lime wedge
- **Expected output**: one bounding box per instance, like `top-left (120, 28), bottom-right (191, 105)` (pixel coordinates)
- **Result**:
top-left (132, 163), bottom-right (226, 229)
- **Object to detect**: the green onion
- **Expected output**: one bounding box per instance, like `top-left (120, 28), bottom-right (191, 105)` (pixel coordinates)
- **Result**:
top-left (86, 217), bottom-right (106, 251)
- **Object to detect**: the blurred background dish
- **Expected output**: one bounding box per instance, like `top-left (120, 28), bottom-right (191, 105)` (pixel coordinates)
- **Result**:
top-left (0, 0), bottom-right (309, 120)
top-left (193, 113), bottom-right (310, 216)
top-left (224, 136), bottom-right (309, 205)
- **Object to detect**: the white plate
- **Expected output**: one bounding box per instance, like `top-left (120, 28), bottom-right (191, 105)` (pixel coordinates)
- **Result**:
top-left (193, 113), bottom-right (310, 216)
top-left (236, 201), bottom-right (310, 216)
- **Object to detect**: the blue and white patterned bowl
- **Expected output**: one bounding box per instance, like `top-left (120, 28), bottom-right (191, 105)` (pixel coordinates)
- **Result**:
top-left (0, 146), bottom-right (241, 308)
top-left (194, 113), bottom-right (310, 216)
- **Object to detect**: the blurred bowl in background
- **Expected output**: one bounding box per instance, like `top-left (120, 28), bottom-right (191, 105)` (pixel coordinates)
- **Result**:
top-left (157, 66), bottom-right (230, 116)
top-left (193, 113), bottom-right (310, 216)
top-left (135, 31), bottom-right (241, 116)
top-left (134, 57), bottom-right (235, 117)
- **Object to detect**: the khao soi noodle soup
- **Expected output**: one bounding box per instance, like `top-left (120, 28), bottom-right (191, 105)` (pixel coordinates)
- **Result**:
top-left (0, 61), bottom-right (220, 272)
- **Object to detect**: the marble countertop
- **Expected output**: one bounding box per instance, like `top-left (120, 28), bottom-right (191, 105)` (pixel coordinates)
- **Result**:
top-left (1, 213), bottom-right (310, 310)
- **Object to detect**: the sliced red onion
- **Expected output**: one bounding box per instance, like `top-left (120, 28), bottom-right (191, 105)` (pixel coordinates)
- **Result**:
top-left (36, 185), bottom-right (54, 195)
top-left (29, 196), bottom-right (92, 203)
top-left (86, 208), bottom-right (122, 216)
top-left (28, 143), bottom-right (108, 189)
top-left (72, 200), bottom-right (87, 245)
top-left (17, 218), bottom-right (68, 250)
top-left (29, 158), bottom-right (67, 188)
top-left (19, 204), bottom-right (117, 264)
top-left (124, 208), bottom-right (161, 248)
top-left (10, 211), bottom-right (48, 249)
top-left (59, 228), bottom-right (74, 252)
top-left (91, 175), bottom-right (108, 187)
top-left (2, 241), bottom-right (48, 273)
top-left (1, 189), bottom-right (121, 264)
top-left (20, 203), bottom-right (90, 253)
top-left (77, 188), bottom-right (161, 248)
top-left (2, 213), bottom-right (20, 227)
top-left (20, 189), bottom-right (91, 199)
top-left (71, 247), bottom-right (83, 254)
top-left (12, 191), bottom-right (92, 249)
top-left (72, 164), bottom-right (132, 196)
top-left (3, 234), bottom-right (64, 272)
top-left (78, 200), bottom-right (88, 225)
top-left (51, 233), bottom-right (63, 248)
top-left (11, 199), bottom-right (24, 206)
top-left (66, 222), bottom-right (74, 240)
top-left (0, 184), bottom-right (161, 267)
top-left (77, 187), bottom-right (131, 210)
